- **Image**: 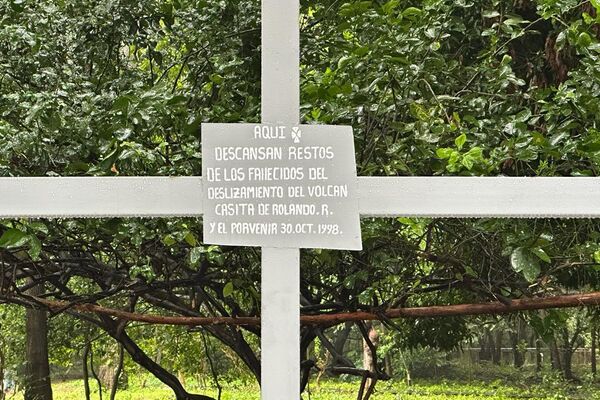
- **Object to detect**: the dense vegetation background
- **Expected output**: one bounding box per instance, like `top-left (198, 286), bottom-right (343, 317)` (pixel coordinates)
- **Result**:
top-left (1, 0), bottom-right (600, 399)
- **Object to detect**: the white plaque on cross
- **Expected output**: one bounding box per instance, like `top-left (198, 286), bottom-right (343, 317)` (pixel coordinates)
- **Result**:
top-left (201, 123), bottom-right (362, 250)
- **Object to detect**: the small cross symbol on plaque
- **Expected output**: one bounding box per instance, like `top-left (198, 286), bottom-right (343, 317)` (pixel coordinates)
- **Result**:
top-left (291, 127), bottom-right (302, 143)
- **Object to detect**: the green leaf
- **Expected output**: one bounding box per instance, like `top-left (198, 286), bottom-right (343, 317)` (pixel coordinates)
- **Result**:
top-left (0, 230), bottom-right (42, 260)
top-left (454, 133), bottom-right (467, 150)
top-left (340, 1), bottom-right (373, 17)
top-left (162, 234), bottom-right (176, 246)
top-left (531, 247), bottom-right (551, 263)
top-left (402, 7), bottom-right (422, 19)
top-left (594, 250), bottom-right (600, 264)
top-left (354, 46), bottom-right (370, 57)
top-left (483, 10), bottom-right (500, 18)
top-left (503, 16), bottom-right (525, 26)
top-left (66, 161), bottom-right (90, 173)
top-left (577, 32), bottom-right (592, 48)
top-left (189, 247), bottom-right (203, 265)
top-left (464, 265), bottom-right (477, 277)
top-left (112, 96), bottom-right (131, 111)
top-left (167, 95), bottom-right (187, 106)
top-left (556, 31), bottom-right (567, 48)
top-left (207, 245), bottom-right (221, 253)
top-left (465, 147), bottom-right (484, 159)
top-left (115, 128), bottom-right (133, 141)
top-left (27, 222), bottom-right (48, 235)
top-left (0, 229), bottom-right (29, 248)
top-left (223, 282), bottom-right (234, 297)
top-left (209, 73), bottom-right (224, 84)
top-left (409, 103), bottom-right (429, 121)
top-left (501, 54), bottom-right (512, 65)
top-left (27, 235), bottom-right (42, 260)
top-left (510, 247), bottom-right (541, 282)
top-left (461, 155), bottom-right (474, 170)
top-left (515, 109), bottom-right (532, 123)
top-left (436, 148), bottom-right (454, 159)
top-left (382, 0), bottom-right (399, 15)
top-left (184, 232), bottom-right (197, 247)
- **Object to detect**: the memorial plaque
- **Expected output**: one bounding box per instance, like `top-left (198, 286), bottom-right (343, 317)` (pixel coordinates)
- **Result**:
top-left (202, 123), bottom-right (362, 250)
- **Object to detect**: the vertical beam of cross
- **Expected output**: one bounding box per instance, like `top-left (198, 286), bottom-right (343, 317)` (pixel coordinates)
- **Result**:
top-left (261, 0), bottom-right (301, 399)
top-left (262, 0), bottom-right (300, 124)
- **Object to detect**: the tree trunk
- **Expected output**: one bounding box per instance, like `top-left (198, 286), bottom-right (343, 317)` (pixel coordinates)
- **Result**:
top-left (101, 317), bottom-right (213, 400)
top-left (510, 333), bottom-right (523, 368)
top-left (592, 326), bottom-right (597, 378)
top-left (109, 345), bottom-right (125, 400)
top-left (362, 326), bottom-right (378, 372)
top-left (204, 325), bottom-right (260, 383)
top-left (24, 282), bottom-right (52, 400)
top-left (561, 325), bottom-right (581, 381)
top-left (492, 330), bottom-right (502, 365)
top-left (535, 336), bottom-right (542, 372)
top-left (89, 347), bottom-right (103, 400)
top-left (549, 337), bottom-right (562, 371)
top-left (362, 324), bottom-right (379, 398)
top-left (511, 318), bottom-right (525, 368)
top-left (478, 332), bottom-right (491, 362)
top-left (82, 343), bottom-right (91, 400)
top-left (333, 323), bottom-right (352, 360)
top-left (0, 347), bottom-right (5, 400)
top-left (563, 347), bottom-right (574, 380)
top-left (384, 354), bottom-right (393, 377)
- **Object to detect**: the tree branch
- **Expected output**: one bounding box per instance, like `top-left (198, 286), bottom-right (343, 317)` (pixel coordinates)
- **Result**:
top-left (7, 291), bottom-right (600, 327)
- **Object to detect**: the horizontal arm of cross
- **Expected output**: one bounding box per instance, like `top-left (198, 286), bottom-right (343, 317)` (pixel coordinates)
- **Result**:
top-left (1, 177), bottom-right (598, 219)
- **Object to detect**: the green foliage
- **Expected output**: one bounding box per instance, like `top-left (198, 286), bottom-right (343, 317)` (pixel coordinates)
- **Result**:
top-left (0, 305), bottom-right (25, 386)
top-left (303, 0), bottom-right (600, 177)
top-left (0, 224), bottom-right (42, 259)
top-left (511, 247), bottom-right (542, 283)
top-left (1, 0), bottom-right (600, 394)
top-left (0, 0), bottom-right (260, 177)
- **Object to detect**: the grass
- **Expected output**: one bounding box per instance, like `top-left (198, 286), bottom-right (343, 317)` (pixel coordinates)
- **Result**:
top-left (9, 375), bottom-right (600, 400)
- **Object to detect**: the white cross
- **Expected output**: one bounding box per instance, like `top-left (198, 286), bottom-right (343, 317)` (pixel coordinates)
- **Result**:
top-left (2, 1), bottom-right (600, 399)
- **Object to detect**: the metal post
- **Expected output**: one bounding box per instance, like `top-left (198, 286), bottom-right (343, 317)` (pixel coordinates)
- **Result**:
top-left (261, 248), bottom-right (300, 399)
top-left (261, 0), bottom-right (301, 399)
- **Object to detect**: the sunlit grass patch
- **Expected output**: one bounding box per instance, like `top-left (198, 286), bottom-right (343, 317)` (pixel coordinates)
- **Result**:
top-left (10, 376), bottom-right (600, 400)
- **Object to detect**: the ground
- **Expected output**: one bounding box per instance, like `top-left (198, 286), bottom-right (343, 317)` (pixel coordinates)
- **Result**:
top-left (10, 375), bottom-right (600, 400)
